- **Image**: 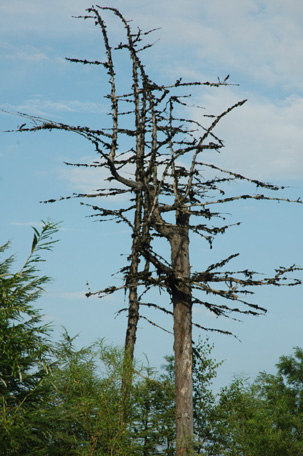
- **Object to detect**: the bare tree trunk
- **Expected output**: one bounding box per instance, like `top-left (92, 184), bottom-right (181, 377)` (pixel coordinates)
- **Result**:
top-left (171, 210), bottom-right (193, 455)
top-left (122, 190), bottom-right (142, 421)
top-left (124, 230), bottom-right (140, 360)
top-left (125, 285), bottom-right (139, 359)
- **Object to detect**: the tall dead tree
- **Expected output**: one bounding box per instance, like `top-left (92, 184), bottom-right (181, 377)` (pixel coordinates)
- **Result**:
top-left (3, 6), bottom-right (302, 455)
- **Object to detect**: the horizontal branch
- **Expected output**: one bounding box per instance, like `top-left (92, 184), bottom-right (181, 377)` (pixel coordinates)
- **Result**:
top-left (186, 193), bottom-right (302, 208)
top-left (140, 301), bottom-right (235, 336)
top-left (140, 315), bottom-right (173, 335)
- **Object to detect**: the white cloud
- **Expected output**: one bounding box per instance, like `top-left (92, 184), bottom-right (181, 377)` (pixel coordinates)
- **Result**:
top-left (193, 305), bottom-right (216, 319)
top-left (0, 43), bottom-right (51, 62)
top-left (44, 88), bottom-right (303, 188)
top-left (61, 290), bottom-right (88, 300)
top-left (11, 221), bottom-right (45, 227)
top-left (51, 290), bottom-right (118, 302)
top-left (58, 155), bottom-right (134, 202)
top-left (58, 163), bottom-right (109, 194)
top-left (194, 89), bottom-right (303, 180)
top-left (2, 96), bottom-right (106, 117)
top-left (0, 0), bottom-right (92, 36)
top-left (2, 1), bottom-right (303, 90)
top-left (2, 1), bottom-right (302, 182)
top-left (11, 221), bottom-right (68, 231)
top-left (116, 0), bottom-right (303, 91)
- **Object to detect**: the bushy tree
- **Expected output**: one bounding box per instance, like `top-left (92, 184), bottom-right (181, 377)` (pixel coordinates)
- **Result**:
top-left (192, 339), bottom-right (222, 453)
top-left (0, 222), bottom-right (58, 455)
top-left (42, 337), bottom-right (221, 456)
top-left (205, 348), bottom-right (303, 456)
top-left (130, 338), bottom-right (221, 456)
top-left (131, 359), bottom-right (176, 455)
top-left (47, 336), bottom-right (176, 456)
top-left (254, 347), bottom-right (303, 455)
top-left (44, 335), bottom-right (137, 456)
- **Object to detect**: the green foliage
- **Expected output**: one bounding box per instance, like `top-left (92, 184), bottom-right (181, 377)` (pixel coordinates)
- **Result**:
top-left (131, 359), bottom-right (176, 455)
top-left (0, 222), bottom-right (178, 455)
top-left (205, 347), bottom-right (303, 456)
top-left (42, 335), bottom-right (137, 455)
top-left (45, 338), bottom-right (176, 455)
top-left (202, 377), bottom-right (264, 455)
top-left (253, 347), bottom-right (303, 455)
top-left (0, 221), bottom-right (59, 455)
top-left (134, 338), bottom-right (221, 456)
top-left (3, 223), bottom-right (303, 455)
top-left (192, 339), bottom-right (223, 453)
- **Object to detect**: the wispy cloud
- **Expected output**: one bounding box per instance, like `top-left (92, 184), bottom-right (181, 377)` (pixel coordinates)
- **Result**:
top-left (0, 43), bottom-right (51, 62)
top-left (129, 0), bottom-right (303, 92)
top-left (2, 1), bottom-right (302, 182)
top-left (2, 96), bottom-right (106, 118)
top-left (11, 221), bottom-right (45, 227)
top-left (0, 0), bottom-right (93, 37)
top-left (2, 1), bottom-right (302, 91)
top-left (58, 157), bottom-right (132, 204)
top-left (11, 221), bottom-right (68, 231)
top-left (51, 290), bottom-right (118, 302)
top-left (61, 290), bottom-right (88, 300)
top-left (194, 89), bottom-right (303, 180)
top-left (193, 305), bottom-right (219, 320)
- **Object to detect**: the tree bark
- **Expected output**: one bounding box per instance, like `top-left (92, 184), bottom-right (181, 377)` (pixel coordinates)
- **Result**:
top-left (170, 210), bottom-right (193, 455)
top-left (124, 257), bottom-right (140, 361)
top-left (122, 189), bottom-right (143, 422)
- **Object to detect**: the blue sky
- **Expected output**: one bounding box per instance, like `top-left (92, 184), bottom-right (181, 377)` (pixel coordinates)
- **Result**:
top-left (1, 0), bottom-right (303, 390)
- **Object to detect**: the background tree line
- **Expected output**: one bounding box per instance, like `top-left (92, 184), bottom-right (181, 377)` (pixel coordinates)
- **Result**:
top-left (1, 222), bottom-right (303, 455)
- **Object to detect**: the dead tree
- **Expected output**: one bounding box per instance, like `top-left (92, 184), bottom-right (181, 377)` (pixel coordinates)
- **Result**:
top-left (3, 6), bottom-right (302, 455)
